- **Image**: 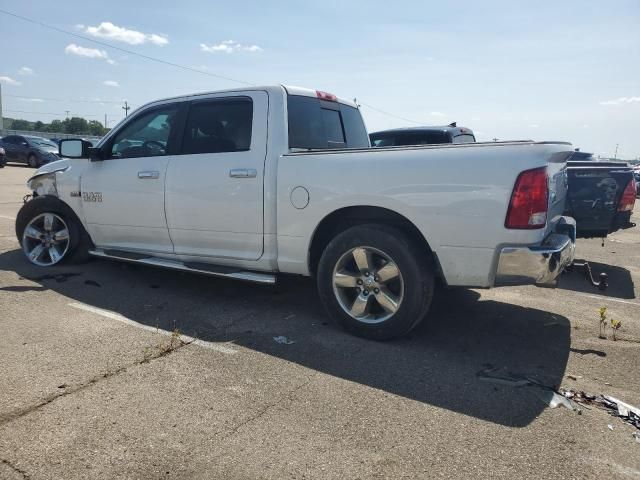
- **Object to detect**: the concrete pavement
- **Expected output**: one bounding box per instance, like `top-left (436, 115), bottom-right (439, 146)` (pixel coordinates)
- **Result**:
top-left (1, 163), bottom-right (639, 479)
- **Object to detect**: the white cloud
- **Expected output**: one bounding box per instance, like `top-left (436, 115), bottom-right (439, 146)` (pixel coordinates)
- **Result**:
top-left (0, 76), bottom-right (21, 86)
top-left (429, 111), bottom-right (445, 117)
top-left (65, 44), bottom-right (114, 64)
top-left (200, 40), bottom-right (263, 53)
top-left (85, 22), bottom-right (168, 46)
top-left (17, 97), bottom-right (44, 102)
top-left (103, 80), bottom-right (120, 87)
top-left (529, 124), bottom-right (540, 128)
top-left (18, 67), bottom-right (34, 76)
top-left (599, 96), bottom-right (640, 106)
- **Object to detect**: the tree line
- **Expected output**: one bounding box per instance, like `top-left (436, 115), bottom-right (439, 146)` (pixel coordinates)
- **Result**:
top-left (2, 117), bottom-right (109, 136)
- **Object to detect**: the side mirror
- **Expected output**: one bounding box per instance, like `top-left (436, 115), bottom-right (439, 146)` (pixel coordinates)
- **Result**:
top-left (59, 139), bottom-right (98, 159)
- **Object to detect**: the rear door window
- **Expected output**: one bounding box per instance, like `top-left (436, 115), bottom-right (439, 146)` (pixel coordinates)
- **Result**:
top-left (181, 97), bottom-right (253, 155)
top-left (287, 95), bottom-right (369, 150)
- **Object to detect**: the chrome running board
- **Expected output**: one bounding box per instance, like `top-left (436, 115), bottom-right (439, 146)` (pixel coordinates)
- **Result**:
top-left (89, 249), bottom-right (276, 284)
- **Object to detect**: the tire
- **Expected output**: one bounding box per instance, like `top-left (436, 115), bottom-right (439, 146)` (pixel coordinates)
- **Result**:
top-left (27, 154), bottom-right (39, 168)
top-left (16, 196), bottom-right (92, 266)
top-left (317, 224), bottom-right (434, 340)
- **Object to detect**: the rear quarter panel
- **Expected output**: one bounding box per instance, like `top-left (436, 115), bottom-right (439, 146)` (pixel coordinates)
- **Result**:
top-left (276, 141), bottom-right (572, 287)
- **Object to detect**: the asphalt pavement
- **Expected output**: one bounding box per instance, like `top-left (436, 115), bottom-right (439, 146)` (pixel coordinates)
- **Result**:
top-left (1, 163), bottom-right (639, 479)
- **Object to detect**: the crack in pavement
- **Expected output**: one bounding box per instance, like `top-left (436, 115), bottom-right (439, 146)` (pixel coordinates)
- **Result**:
top-left (0, 339), bottom-right (192, 427)
top-left (220, 372), bottom-right (318, 441)
top-left (1, 458), bottom-right (31, 479)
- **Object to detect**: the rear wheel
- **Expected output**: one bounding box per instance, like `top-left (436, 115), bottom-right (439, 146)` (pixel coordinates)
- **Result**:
top-left (16, 196), bottom-right (92, 266)
top-left (317, 224), bottom-right (434, 340)
top-left (27, 154), bottom-right (39, 168)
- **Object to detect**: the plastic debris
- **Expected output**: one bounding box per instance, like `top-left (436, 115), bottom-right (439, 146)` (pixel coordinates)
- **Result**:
top-left (608, 424), bottom-right (614, 431)
top-left (273, 336), bottom-right (295, 345)
top-left (560, 389), bottom-right (640, 430)
top-left (633, 432), bottom-right (640, 443)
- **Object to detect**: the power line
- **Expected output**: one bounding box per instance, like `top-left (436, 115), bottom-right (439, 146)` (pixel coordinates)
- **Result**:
top-left (0, 8), bottom-right (428, 127)
top-left (4, 109), bottom-right (104, 118)
top-left (358, 102), bottom-right (426, 125)
top-left (0, 8), bottom-right (254, 87)
top-left (4, 94), bottom-right (122, 105)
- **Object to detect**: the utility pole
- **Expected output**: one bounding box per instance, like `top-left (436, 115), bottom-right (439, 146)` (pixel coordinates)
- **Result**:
top-left (0, 82), bottom-right (3, 130)
top-left (104, 114), bottom-right (108, 129)
top-left (65, 110), bottom-right (70, 118)
top-left (122, 101), bottom-right (130, 117)
top-left (614, 143), bottom-right (619, 159)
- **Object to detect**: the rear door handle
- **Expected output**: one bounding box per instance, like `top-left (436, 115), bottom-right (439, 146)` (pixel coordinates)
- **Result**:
top-left (138, 170), bottom-right (160, 179)
top-left (229, 168), bottom-right (257, 178)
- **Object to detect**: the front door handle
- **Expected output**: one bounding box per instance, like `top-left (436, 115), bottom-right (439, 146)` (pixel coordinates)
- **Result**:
top-left (138, 170), bottom-right (160, 179)
top-left (229, 168), bottom-right (257, 178)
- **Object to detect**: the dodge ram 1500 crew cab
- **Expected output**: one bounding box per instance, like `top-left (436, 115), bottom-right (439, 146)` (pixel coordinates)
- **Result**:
top-left (17, 85), bottom-right (576, 340)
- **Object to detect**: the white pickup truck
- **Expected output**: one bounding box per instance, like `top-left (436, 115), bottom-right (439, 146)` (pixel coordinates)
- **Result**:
top-left (17, 85), bottom-right (576, 339)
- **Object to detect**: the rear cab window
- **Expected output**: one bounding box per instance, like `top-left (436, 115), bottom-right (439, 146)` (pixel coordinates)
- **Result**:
top-left (287, 95), bottom-right (369, 150)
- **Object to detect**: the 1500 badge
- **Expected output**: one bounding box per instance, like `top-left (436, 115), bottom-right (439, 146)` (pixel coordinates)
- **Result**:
top-left (82, 192), bottom-right (103, 202)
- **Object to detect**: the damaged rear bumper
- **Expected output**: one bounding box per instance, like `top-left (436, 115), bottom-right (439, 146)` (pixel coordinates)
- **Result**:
top-left (495, 217), bottom-right (576, 287)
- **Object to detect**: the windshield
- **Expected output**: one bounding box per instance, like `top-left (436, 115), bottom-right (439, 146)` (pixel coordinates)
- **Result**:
top-left (26, 137), bottom-right (58, 149)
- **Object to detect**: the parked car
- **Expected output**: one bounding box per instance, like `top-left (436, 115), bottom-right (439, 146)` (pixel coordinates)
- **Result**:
top-left (0, 135), bottom-right (60, 167)
top-left (371, 128), bottom-right (636, 238)
top-left (0, 146), bottom-right (6, 168)
top-left (17, 85), bottom-right (576, 340)
top-left (370, 123), bottom-right (476, 146)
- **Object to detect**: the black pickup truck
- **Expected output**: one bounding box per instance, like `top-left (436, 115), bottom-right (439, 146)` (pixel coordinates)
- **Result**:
top-left (370, 127), bottom-right (637, 238)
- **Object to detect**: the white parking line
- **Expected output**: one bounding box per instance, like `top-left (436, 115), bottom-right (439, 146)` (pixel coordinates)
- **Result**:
top-left (68, 302), bottom-right (237, 354)
top-left (0, 214), bottom-right (16, 220)
top-left (575, 293), bottom-right (640, 308)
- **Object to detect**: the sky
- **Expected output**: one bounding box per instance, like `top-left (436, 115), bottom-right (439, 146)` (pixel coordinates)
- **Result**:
top-left (0, 0), bottom-right (639, 159)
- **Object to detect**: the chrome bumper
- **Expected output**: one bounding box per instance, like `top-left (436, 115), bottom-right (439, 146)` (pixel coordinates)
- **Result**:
top-left (495, 217), bottom-right (576, 287)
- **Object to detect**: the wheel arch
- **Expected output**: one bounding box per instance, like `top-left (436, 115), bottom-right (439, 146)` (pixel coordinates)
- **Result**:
top-left (16, 194), bottom-right (93, 248)
top-left (308, 205), bottom-right (441, 280)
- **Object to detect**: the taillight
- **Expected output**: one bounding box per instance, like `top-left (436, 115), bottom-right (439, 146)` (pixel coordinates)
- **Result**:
top-left (618, 178), bottom-right (636, 212)
top-left (316, 90), bottom-right (337, 102)
top-left (505, 167), bottom-right (549, 229)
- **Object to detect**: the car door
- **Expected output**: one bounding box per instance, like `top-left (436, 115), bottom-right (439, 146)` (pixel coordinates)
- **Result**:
top-left (2, 136), bottom-right (21, 162)
top-left (15, 136), bottom-right (30, 163)
top-left (164, 91), bottom-right (267, 260)
top-left (80, 101), bottom-right (186, 254)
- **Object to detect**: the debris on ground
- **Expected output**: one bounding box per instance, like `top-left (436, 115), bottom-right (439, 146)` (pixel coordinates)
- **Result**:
top-left (273, 335), bottom-right (295, 345)
top-left (567, 374), bottom-right (583, 381)
top-left (476, 368), bottom-right (580, 412)
top-left (84, 280), bottom-right (101, 287)
top-left (560, 389), bottom-right (640, 430)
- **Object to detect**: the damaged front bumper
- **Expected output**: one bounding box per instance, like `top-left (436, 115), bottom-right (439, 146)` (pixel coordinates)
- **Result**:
top-left (495, 217), bottom-right (576, 287)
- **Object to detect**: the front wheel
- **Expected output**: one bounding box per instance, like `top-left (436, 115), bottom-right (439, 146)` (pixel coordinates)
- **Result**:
top-left (317, 225), bottom-right (434, 340)
top-left (27, 154), bottom-right (39, 168)
top-left (16, 196), bottom-right (92, 266)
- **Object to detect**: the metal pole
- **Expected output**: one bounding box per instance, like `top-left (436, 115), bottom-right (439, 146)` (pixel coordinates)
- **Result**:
top-left (614, 144), bottom-right (619, 159)
top-left (122, 101), bottom-right (130, 117)
top-left (0, 83), bottom-right (4, 130)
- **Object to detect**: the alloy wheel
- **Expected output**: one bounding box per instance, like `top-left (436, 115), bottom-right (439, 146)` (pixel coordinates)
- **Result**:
top-left (22, 213), bottom-right (70, 266)
top-left (332, 246), bottom-right (405, 324)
